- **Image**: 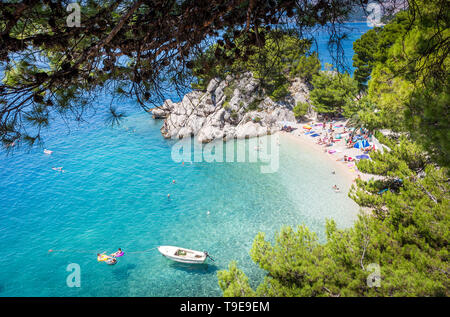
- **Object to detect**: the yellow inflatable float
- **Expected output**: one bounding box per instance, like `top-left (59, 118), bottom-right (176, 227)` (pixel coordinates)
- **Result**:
top-left (97, 254), bottom-right (109, 262)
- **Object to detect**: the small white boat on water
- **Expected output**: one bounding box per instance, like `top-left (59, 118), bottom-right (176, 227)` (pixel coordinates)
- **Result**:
top-left (44, 149), bottom-right (53, 155)
top-left (157, 246), bottom-right (213, 264)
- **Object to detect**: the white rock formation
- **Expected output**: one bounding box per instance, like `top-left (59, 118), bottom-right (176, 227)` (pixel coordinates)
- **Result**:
top-left (152, 72), bottom-right (310, 143)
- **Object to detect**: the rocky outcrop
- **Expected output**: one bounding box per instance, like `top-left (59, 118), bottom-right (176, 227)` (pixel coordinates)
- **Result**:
top-left (152, 72), bottom-right (310, 143)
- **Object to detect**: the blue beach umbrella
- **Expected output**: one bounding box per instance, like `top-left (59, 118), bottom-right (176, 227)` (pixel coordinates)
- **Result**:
top-left (354, 139), bottom-right (370, 149)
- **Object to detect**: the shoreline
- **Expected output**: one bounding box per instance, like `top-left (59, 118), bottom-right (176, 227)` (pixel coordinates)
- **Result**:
top-left (276, 120), bottom-right (380, 186)
top-left (278, 131), bottom-right (358, 187)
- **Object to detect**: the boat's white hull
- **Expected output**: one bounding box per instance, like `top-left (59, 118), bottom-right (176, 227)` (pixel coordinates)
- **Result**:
top-left (158, 246), bottom-right (207, 264)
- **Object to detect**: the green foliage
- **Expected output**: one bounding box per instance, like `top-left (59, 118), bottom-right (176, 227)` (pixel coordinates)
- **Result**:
top-left (352, 11), bottom-right (411, 92)
top-left (290, 52), bottom-right (321, 83)
top-left (405, 78), bottom-right (450, 167)
top-left (364, 4), bottom-right (450, 166)
top-left (217, 261), bottom-right (256, 297)
top-left (352, 28), bottom-right (381, 91)
top-left (373, 11), bottom-right (410, 64)
top-left (268, 81), bottom-right (290, 102)
top-left (247, 98), bottom-right (262, 112)
top-left (344, 96), bottom-right (382, 131)
top-left (191, 80), bottom-right (208, 91)
top-left (293, 102), bottom-right (309, 119)
top-left (310, 69), bottom-right (358, 115)
top-left (223, 82), bottom-right (235, 100)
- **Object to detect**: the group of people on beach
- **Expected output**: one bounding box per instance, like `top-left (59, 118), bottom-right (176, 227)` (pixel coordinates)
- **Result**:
top-left (317, 131), bottom-right (339, 147)
top-left (345, 127), bottom-right (375, 151)
top-left (281, 125), bottom-right (296, 132)
top-left (304, 115), bottom-right (368, 186)
top-left (314, 117), bottom-right (348, 147)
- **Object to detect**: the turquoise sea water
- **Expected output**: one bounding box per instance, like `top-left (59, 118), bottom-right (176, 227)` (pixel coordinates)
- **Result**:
top-left (314, 22), bottom-right (373, 72)
top-left (0, 23), bottom-right (370, 297)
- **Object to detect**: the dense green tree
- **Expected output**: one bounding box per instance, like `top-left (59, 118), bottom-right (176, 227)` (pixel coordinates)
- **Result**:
top-left (293, 101), bottom-right (309, 119)
top-left (344, 96), bottom-right (381, 132)
top-left (366, 2), bottom-right (450, 167)
top-left (352, 10), bottom-right (412, 92)
top-left (309, 68), bottom-right (358, 115)
top-left (352, 28), bottom-right (380, 91)
top-left (290, 52), bottom-right (321, 83)
top-left (372, 10), bottom-right (411, 64)
top-left (217, 261), bottom-right (256, 297)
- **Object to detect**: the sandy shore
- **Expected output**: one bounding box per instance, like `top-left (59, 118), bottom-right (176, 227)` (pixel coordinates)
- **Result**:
top-left (277, 119), bottom-right (381, 185)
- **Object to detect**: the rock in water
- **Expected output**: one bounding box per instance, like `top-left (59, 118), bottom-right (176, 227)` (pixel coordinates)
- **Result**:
top-left (157, 72), bottom-right (310, 143)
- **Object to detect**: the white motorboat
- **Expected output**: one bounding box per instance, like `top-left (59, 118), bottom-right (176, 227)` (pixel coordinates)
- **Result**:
top-left (157, 246), bottom-right (213, 264)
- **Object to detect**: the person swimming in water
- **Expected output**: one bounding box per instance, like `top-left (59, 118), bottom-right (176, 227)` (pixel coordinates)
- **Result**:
top-left (97, 253), bottom-right (112, 262)
top-left (106, 257), bottom-right (117, 265)
top-left (111, 248), bottom-right (124, 257)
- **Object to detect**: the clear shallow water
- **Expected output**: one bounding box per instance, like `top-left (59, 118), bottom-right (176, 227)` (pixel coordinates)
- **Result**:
top-left (0, 108), bottom-right (359, 297)
top-left (0, 23), bottom-right (369, 297)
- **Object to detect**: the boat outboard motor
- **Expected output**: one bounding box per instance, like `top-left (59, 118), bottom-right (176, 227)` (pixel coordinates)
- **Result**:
top-left (204, 251), bottom-right (215, 262)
